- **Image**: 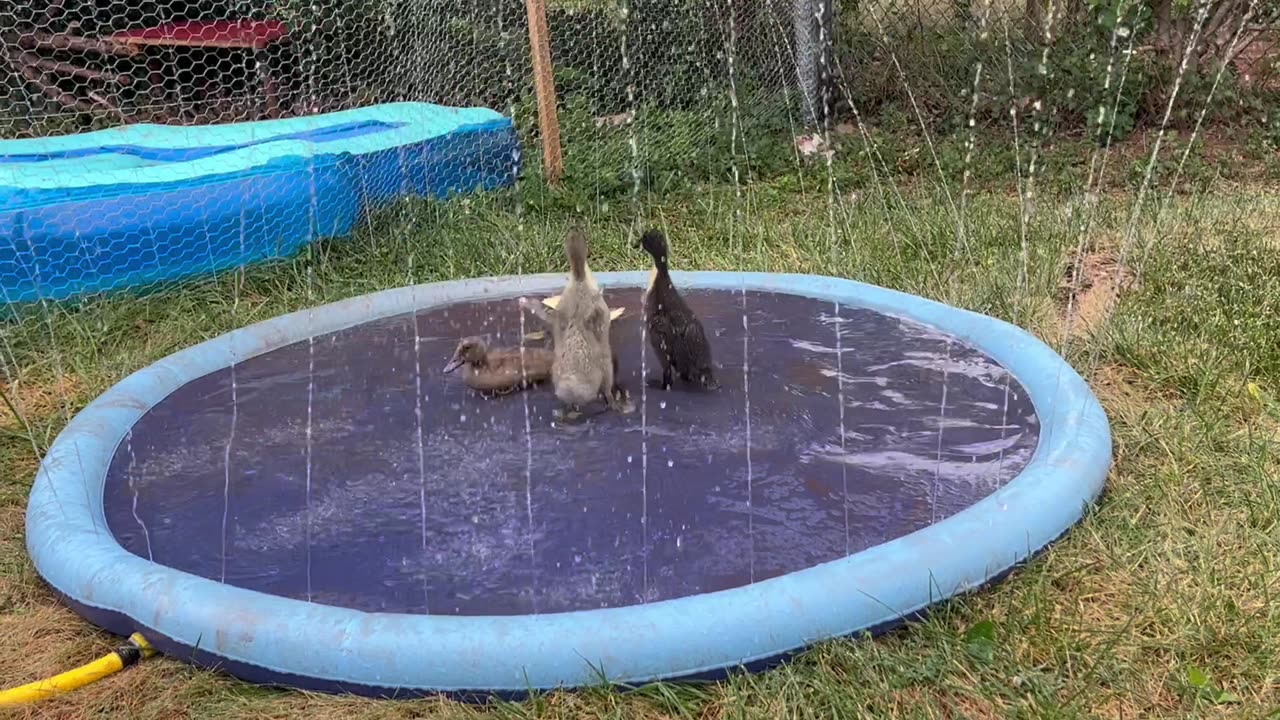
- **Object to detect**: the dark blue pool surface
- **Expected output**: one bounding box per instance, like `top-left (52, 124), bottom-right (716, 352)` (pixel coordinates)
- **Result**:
top-left (104, 289), bottom-right (1040, 616)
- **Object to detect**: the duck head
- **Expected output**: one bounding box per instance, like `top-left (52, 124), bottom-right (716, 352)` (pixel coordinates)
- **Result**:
top-left (443, 336), bottom-right (488, 374)
top-left (635, 229), bottom-right (669, 263)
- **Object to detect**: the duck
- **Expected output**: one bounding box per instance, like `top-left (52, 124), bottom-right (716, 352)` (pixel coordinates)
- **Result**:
top-left (442, 336), bottom-right (553, 396)
top-left (520, 226), bottom-right (630, 419)
top-left (636, 228), bottom-right (718, 390)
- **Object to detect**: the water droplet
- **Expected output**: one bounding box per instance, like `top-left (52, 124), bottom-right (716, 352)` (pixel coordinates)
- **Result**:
top-left (667, 459), bottom-right (674, 468)
top-left (659, 401), bottom-right (667, 409)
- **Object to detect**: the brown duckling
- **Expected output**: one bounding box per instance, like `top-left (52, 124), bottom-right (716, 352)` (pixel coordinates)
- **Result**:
top-left (442, 336), bottom-right (553, 396)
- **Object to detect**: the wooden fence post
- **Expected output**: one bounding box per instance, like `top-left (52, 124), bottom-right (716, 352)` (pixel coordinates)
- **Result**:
top-left (525, 0), bottom-right (563, 185)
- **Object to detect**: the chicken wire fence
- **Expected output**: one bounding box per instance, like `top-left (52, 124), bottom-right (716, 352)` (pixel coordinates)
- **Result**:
top-left (6, 1), bottom-right (1272, 129)
top-left (0, 0), bottom-right (1276, 304)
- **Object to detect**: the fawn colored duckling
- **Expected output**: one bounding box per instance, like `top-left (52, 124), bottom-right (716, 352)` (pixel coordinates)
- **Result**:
top-left (520, 226), bottom-right (630, 420)
top-left (636, 228), bottom-right (718, 390)
top-left (442, 336), bottom-right (553, 396)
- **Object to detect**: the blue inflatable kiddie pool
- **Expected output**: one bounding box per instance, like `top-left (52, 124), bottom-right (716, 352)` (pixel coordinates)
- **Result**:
top-left (0, 102), bottom-right (518, 303)
top-left (27, 271), bottom-right (1110, 698)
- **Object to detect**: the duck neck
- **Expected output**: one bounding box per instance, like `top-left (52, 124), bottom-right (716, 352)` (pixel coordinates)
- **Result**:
top-left (650, 252), bottom-right (669, 276)
top-left (566, 231), bottom-right (588, 281)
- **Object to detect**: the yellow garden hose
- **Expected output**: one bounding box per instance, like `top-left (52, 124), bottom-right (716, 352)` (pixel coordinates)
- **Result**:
top-left (0, 633), bottom-right (154, 707)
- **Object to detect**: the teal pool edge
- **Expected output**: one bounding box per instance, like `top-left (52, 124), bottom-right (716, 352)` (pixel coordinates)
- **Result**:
top-left (26, 271), bottom-right (1111, 694)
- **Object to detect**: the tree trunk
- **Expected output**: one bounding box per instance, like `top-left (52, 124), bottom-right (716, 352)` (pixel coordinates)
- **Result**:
top-left (1024, 0), bottom-right (1082, 42)
top-left (1150, 0), bottom-right (1257, 70)
top-left (1025, 0), bottom-right (1046, 39)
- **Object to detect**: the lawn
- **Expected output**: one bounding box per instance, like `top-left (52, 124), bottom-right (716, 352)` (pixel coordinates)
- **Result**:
top-left (1, 128), bottom-right (1278, 718)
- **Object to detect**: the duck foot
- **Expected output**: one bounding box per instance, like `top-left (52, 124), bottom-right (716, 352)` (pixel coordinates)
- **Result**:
top-left (607, 384), bottom-right (635, 414)
top-left (678, 370), bottom-right (720, 391)
top-left (611, 395), bottom-right (636, 415)
top-left (695, 377), bottom-right (720, 392)
top-left (553, 406), bottom-right (584, 423)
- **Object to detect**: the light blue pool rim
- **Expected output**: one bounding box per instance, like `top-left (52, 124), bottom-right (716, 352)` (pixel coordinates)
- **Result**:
top-left (26, 271), bottom-right (1111, 693)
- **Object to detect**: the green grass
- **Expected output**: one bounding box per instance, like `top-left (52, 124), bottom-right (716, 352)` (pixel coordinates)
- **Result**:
top-left (1, 131), bottom-right (1279, 719)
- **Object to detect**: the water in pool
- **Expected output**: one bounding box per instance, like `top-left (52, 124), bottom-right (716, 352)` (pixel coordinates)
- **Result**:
top-left (104, 289), bottom-right (1039, 615)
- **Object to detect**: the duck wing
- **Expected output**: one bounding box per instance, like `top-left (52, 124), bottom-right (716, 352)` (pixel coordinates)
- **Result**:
top-left (464, 366), bottom-right (521, 392)
top-left (648, 310), bottom-right (677, 352)
top-left (491, 349), bottom-right (553, 379)
top-left (674, 315), bottom-right (713, 368)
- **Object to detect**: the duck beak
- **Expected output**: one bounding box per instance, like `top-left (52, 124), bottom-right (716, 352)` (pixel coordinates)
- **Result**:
top-left (442, 357), bottom-right (464, 374)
